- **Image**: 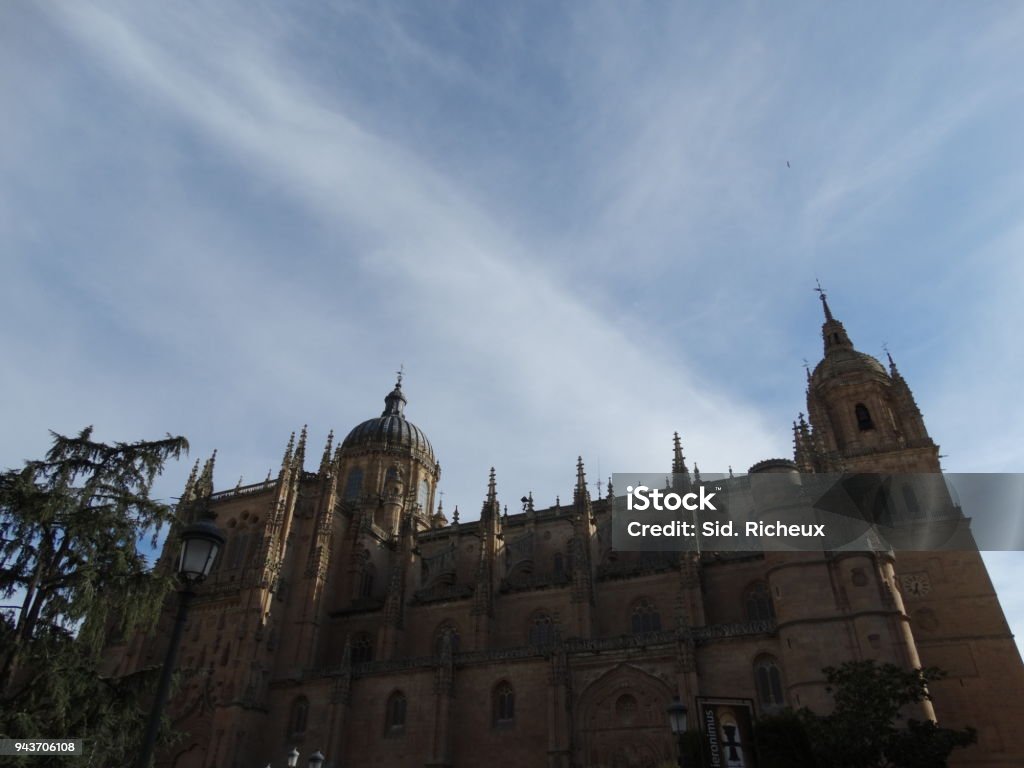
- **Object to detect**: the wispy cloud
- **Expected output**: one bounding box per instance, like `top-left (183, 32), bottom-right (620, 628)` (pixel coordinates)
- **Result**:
top-left (2, 1), bottom-right (1023, 647)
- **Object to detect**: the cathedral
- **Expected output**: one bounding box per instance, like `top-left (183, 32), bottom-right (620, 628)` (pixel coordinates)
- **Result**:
top-left (106, 296), bottom-right (1024, 767)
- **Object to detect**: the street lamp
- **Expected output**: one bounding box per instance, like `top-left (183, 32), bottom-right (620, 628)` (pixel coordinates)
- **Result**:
top-left (286, 747), bottom-right (300, 767)
top-left (135, 517), bottom-right (225, 768)
top-left (307, 751), bottom-right (325, 768)
top-left (666, 696), bottom-right (689, 768)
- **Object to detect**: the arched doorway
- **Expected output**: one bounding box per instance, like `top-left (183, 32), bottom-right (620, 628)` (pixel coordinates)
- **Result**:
top-left (576, 664), bottom-right (676, 768)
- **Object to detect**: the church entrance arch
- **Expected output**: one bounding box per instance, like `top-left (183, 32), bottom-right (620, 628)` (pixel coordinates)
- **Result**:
top-left (576, 664), bottom-right (676, 768)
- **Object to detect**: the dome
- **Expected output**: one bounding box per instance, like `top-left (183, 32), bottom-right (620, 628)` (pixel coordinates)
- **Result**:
top-left (748, 458), bottom-right (798, 474)
top-left (340, 381), bottom-right (435, 464)
top-left (811, 348), bottom-right (888, 386)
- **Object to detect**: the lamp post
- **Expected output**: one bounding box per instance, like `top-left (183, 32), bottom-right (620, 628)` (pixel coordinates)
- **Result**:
top-left (666, 696), bottom-right (689, 768)
top-left (135, 517), bottom-right (224, 768)
top-left (307, 751), bottom-right (325, 768)
top-left (286, 747), bottom-right (300, 767)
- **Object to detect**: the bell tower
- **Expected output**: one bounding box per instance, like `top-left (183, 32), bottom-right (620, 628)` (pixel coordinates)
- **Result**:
top-left (803, 286), bottom-right (939, 474)
top-left (796, 288), bottom-right (1024, 761)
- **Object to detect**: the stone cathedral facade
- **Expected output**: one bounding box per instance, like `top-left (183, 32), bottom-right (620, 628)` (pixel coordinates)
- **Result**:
top-left (106, 297), bottom-right (1024, 767)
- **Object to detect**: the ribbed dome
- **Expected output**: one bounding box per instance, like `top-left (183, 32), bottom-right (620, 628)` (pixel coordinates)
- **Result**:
top-left (811, 348), bottom-right (887, 385)
top-left (340, 381), bottom-right (435, 463)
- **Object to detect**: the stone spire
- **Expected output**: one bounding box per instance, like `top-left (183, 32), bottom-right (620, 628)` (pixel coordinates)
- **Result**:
top-left (319, 429), bottom-right (334, 475)
top-left (293, 425), bottom-right (308, 471)
top-left (815, 281), bottom-right (854, 355)
top-left (885, 348), bottom-right (930, 443)
top-left (574, 456), bottom-right (590, 506)
top-left (672, 432), bottom-right (687, 474)
top-left (793, 414), bottom-right (813, 472)
top-left (570, 458), bottom-right (596, 612)
top-left (281, 432), bottom-right (295, 474)
top-left (181, 457), bottom-right (201, 505)
top-left (480, 467), bottom-right (500, 522)
top-left (672, 433), bottom-right (692, 492)
top-left (473, 469), bottom-right (499, 622)
top-left (196, 450), bottom-right (217, 499)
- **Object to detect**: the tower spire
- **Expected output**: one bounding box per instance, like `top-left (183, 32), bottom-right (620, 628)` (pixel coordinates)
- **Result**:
top-left (672, 432), bottom-right (686, 474)
top-left (813, 282), bottom-right (854, 354)
top-left (815, 278), bottom-right (834, 321)
top-left (480, 468), bottom-right (499, 520)
top-left (574, 456), bottom-right (589, 505)
top-left (672, 432), bottom-right (691, 492)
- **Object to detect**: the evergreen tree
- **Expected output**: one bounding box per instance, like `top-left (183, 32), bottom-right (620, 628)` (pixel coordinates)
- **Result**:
top-left (795, 661), bottom-right (977, 768)
top-left (0, 427), bottom-right (189, 767)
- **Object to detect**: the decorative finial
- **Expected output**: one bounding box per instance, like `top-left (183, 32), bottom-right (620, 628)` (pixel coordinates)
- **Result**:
top-left (382, 374), bottom-right (408, 416)
top-left (814, 279), bottom-right (834, 321)
top-left (452, 505), bottom-right (460, 524)
top-left (883, 342), bottom-right (897, 372)
top-left (320, 429), bottom-right (334, 473)
top-left (182, 457), bottom-right (201, 501)
top-left (282, 431), bottom-right (295, 469)
top-left (396, 362), bottom-right (404, 388)
top-left (196, 450), bottom-right (217, 498)
top-left (728, 465), bottom-right (734, 479)
top-left (672, 432), bottom-right (687, 475)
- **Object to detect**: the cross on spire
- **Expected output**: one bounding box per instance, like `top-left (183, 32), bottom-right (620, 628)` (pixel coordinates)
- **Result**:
top-left (396, 363), bottom-right (404, 387)
top-left (814, 279), bottom-right (834, 321)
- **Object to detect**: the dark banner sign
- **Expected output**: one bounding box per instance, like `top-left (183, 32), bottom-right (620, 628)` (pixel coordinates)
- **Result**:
top-left (696, 697), bottom-right (758, 768)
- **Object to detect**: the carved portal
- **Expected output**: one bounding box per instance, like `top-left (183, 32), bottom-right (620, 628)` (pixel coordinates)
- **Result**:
top-left (576, 664), bottom-right (676, 768)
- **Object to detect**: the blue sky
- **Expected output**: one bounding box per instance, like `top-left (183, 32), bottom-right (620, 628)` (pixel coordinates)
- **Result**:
top-left (1, 3), bottom-right (1022, 652)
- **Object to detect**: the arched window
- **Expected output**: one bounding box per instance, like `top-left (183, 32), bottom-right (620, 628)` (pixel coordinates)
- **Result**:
top-left (754, 656), bottom-right (785, 709)
top-left (385, 691), bottom-right (406, 732)
top-left (343, 468), bottom-right (363, 501)
top-left (631, 599), bottom-right (662, 635)
top-left (360, 562), bottom-right (375, 599)
top-left (434, 622), bottom-right (460, 656)
top-left (351, 633), bottom-right (373, 665)
top-left (855, 403), bottom-right (874, 431)
top-left (288, 696), bottom-right (309, 737)
top-left (493, 682), bottom-right (515, 726)
top-left (418, 478), bottom-right (430, 509)
top-left (528, 612), bottom-right (556, 646)
top-left (744, 581), bottom-right (776, 622)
